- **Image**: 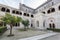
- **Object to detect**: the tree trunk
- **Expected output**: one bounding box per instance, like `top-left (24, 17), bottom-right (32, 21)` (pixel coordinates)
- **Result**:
top-left (24, 26), bottom-right (26, 31)
top-left (27, 26), bottom-right (29, 29)
top-left (7, 24), bottom-right (14, 37)
top-left (10, 24), bottom-right (12, 35)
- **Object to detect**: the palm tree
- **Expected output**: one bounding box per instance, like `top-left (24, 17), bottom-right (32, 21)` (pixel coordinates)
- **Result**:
top-left (22, 20), bottom-right (29, 31)
top-left (2, 13), bottom-right (22, 36)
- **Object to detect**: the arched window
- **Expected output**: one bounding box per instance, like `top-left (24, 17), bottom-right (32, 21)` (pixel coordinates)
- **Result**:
top-left (12, 10), bottom-right (15, 13)
top-left (52, 23), bottom-right (55, 29)
top-left (31, 15), bottom-right (34, 17)
top-left (47, 10), bottom-right (50, 13)
top-left (42, 12), bottom-right (45, 14)
top-left (16, 11), bottom-right (19, 14)
top-left (1, 7), bottom-right (5, 12)
top-left (49, 23), bottom-right (52, 28)
top-left (52, 2), bottom-right (54, 6)
top-left (37, 21), bottom-right (39, 27)
top-left (13, 23), bottom-right (20, 26)
top-left (0, 22), bottom-right (3, 26)
top-left (20, 12), bottom-right (22, 15)
top-left (51, 8), bottom-right (55, 12)
top-left (58, 6), bottom-right (60, 10)
top-left (24, 13), bottom-right (26, 16)
top-left (6, 9), bottom-right (10, 13)
top-left (27, 14), bottom-right (29, 17)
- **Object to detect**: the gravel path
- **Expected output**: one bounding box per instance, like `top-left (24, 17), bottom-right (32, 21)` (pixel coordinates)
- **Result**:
top-left (0, 27), bottom-right (47, 40)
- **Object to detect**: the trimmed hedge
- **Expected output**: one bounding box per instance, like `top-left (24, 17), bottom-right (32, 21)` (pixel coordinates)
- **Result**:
top-left (47, 28), bottom-right (60, 32)
top-left (0, 26), bottom-right (7, 35)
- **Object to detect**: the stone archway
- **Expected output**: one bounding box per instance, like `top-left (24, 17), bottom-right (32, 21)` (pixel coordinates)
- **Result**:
top-left (49, 23), bottom-right (55, 29)
top-left (48, 17), bottom-right (55, 29)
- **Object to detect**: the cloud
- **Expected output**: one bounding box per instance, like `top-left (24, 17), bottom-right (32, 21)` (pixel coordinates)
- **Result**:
top-left (0, 0), bottom-right (47, 9)
top-left (24, 0), bottom-right (47, 9)
top-left (0, 0), bottom-right (21, 9)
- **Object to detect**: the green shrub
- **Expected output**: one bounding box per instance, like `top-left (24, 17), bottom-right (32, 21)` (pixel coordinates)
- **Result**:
top-left (0, 26), bottom-right (7, 33)
top-left (47, 28), bottom-right (60, 32)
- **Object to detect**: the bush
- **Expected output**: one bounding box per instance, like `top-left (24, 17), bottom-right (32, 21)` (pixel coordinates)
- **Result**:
top-left (47, 28), bottom-right (60, 32)
top-left (47, 28), bottom-right (53, 30)
top-left (0, 26), bottom-right (7, 33)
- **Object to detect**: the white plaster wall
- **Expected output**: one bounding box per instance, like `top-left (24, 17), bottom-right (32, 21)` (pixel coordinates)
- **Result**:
top-left (44, 3), bottom-right (60, 29)
top-left (34, 13), bottom-right (44, 29)
top-left (0, 9), bottom-right (32, 28)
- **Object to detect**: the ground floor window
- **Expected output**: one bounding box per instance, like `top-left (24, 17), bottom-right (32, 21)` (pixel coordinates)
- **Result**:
top-left (37, 21), bottom-right (39, 27)
top-left (4, 22), bottom-right (6, 26)
top-left (0, 22), bottom-right (3, 26)
top-left (13, 23), bottom-right (20, 27)
top-left (31, 24), bottom-right (33, 27)
top-left (0, 22), bottom-right (6, 26)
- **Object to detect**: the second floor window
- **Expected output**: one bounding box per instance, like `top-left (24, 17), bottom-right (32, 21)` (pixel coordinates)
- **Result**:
top-left (6, 9), bottom-right (10, 13)
top-left (31, 15), bottom-right (34, 18)
top-left (12, 10), bottom-right (15, 13)
top-left (16, 11), bottom-right (19, 14)
top-left (24, 13), bottom-right (26, 16)
top-left (47, 10), bottom-right (50, 13)
top-left (20, 12), bottom-right (22, 15)
top-left (58, 6), bottom-right (60, 10)
top-left (27, 14), bottom-right (29, 17)
top-left (42, 12), bottom-right (45, 14)
top-left (1, 7), bottom-right (5, 12)
top-left (51, 8), bottom-right (55, 12)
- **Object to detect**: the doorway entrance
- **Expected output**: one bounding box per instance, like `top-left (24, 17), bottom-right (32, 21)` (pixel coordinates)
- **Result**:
top-left (49, 23), bottom-right (55, 29)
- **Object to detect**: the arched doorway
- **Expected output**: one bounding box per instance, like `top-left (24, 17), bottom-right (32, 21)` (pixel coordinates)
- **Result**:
top-left (48, 17), bottom-right (55, 29)
top-left (52, 23), bottom-right (55, 29)
top-left (49, 23), bottom-right (55, 29)
top-left (49, 23), bottom-right (52, 28)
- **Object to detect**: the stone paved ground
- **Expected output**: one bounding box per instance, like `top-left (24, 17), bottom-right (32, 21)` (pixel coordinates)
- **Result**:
top-left (41, 33), bottom-right (60, 40)
top-left (0, 27), bottom-right (47, 40)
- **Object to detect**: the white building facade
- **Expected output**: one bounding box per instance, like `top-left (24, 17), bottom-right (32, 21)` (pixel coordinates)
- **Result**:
top-left (0, 0), bottom-right (60, 29)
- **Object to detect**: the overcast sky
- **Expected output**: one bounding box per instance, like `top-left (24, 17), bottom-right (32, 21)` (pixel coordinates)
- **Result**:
top-left (0, 0), bottom-right (47, 9)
